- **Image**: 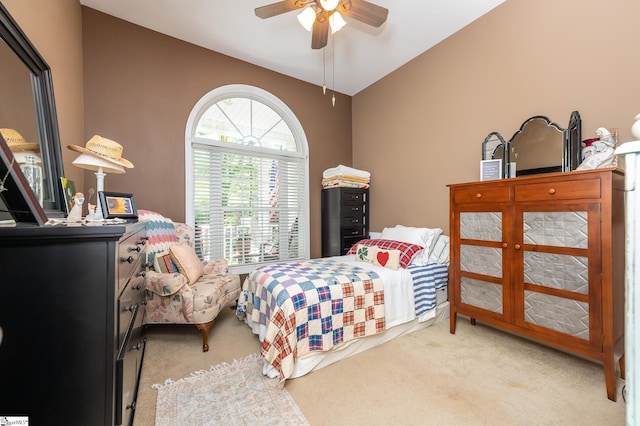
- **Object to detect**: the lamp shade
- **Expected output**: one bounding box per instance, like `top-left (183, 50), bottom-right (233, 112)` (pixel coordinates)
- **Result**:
top-left (72, 153), bottom-right (126, 174)
top-left (297, 7), bottom-right (316, 31)
top-left (329, 12), bottom-right (347, 33)
top-left (319, 0), bottom-right (339, 11)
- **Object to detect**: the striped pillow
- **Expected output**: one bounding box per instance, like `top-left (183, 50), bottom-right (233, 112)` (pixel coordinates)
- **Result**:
top-left (153, 249), bottom-right (179, 274)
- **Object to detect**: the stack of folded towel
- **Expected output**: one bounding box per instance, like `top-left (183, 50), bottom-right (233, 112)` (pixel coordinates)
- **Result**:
top-left (322, 165), bottom-right (371, 189)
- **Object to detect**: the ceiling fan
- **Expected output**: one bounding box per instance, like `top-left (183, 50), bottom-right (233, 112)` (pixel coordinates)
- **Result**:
top-left (255, 0), bottom-right (389, 49)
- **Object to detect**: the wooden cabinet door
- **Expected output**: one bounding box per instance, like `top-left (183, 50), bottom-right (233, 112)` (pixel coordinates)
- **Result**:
top-left (513, 202), bottom-right (602, 352)
top-left (451, 203), bottom-right (514, 324)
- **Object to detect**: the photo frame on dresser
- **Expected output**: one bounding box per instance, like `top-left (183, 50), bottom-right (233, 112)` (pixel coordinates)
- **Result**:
top-left (98, 191), bottom-right (138, 219)
top-left (0, 134), bottom-right (48, 225)
top-left (480, 159), bottom-right (502, 181)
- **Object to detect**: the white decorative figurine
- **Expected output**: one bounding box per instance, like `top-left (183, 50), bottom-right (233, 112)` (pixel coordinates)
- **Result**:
top-left (576, 127), bottom-right (617, 170)
top-left (67, 192), bottom-right (85, 222)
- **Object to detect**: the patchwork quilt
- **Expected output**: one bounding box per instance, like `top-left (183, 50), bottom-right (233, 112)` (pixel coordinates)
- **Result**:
top-left (243, 259), bottom-right (385, 381)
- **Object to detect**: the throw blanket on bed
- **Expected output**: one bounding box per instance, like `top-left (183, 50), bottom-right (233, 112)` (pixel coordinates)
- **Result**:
top-left (247, 259), bottom-right (385, 381)
top-left (407, 263), bottom-right (449, 317)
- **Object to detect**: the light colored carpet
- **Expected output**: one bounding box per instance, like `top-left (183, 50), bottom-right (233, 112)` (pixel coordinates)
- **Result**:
top-left (152, 353), bottom-right (309, 426)
top-left (134, 307), bottom-right (626, 425)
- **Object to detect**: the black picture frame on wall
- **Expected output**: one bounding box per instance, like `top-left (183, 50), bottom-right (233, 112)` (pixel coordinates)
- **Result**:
top-left (0, 134), bottom-right (48, 225)
top-left (98, 191), bottom-right (138, 219)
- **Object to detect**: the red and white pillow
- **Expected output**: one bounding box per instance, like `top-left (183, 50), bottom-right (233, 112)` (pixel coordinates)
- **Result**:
top-left (347, 238), bottom-right (423, 269)
top-left (353, 244), bottom-right (401, 270)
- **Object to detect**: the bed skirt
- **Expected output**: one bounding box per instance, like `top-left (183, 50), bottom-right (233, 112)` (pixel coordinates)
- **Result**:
top-left (244, 298), bottom-right (450, 379)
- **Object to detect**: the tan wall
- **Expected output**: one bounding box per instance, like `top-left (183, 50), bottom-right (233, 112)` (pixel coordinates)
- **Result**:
top-left (353, 0), bottom-right (640, 234)
top-left (81, 8), bottom-right (352, 258)
top-left (3, 0), bottom-right (86, 187)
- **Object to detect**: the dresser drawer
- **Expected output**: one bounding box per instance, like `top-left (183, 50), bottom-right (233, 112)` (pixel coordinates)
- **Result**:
top-left (118, 273), bottom-right (145, 349)
top-left (340, 203), bottom-right (366, 216)
top-left (453, 187), bottom-right (511, 204)
top-left (341, 189), bottom-right (366, 204)
top-left (515, 178), bottom-right (601, 202)
top-left (118, 231), bottom-right (146, 291)
top-left (116, 309), bottom-right (146, 426)
top-left (341, 215), bottom-right (365, 226)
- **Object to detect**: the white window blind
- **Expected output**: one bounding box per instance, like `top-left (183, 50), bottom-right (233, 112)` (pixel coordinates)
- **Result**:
top-left (192, 143), bottom-right (305, 267)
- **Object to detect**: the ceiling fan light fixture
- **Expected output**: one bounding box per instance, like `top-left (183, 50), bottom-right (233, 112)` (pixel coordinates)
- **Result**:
top-left (297, 7), bottom-right (316, 31)
top-left (329, 11), bottom-right (346, 33)
top-left (319, 0), bottom-right (340, 11)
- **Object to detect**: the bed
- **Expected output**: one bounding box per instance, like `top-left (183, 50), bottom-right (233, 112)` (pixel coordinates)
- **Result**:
top-left (237, 225), bottom-right (450, 382)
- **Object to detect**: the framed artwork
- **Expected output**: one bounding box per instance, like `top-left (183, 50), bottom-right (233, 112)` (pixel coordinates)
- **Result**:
top-left (98, 191), bottom-right (138, 219)
top-left (480, 159), bottom-right (502, 181)
top-left (59, 177), bottom-right (76, 214)
top-left (0, 134), bottom-right (47, 225)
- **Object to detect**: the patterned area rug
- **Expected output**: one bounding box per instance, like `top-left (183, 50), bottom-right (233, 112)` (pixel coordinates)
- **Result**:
top-left (153, 353), bottom-right (309, 426)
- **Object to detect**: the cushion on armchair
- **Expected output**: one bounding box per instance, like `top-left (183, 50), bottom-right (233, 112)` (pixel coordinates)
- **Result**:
top-left (169, 243), bottom-right (204, 284)
top-left (145, 270), bottom-right (188, 296)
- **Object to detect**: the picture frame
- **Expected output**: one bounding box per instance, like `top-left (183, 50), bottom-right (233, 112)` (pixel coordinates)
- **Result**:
top-left (59, 177), bottom-right (76, 215)
top-left (98, 191), bottom-right (138, 219)
top-left (0, 134), bottom-right (48, 225)
top-left (480, 159), bottom-right (502, 181)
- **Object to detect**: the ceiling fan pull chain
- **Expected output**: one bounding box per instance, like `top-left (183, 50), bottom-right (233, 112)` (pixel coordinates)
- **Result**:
top-left (323, 47), bottom-right (327, 95)
top-left (332, 30), bottom-right (336, 107)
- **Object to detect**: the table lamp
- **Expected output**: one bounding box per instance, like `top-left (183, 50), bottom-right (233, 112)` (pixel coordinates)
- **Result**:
top-left (68, 135), bottom-right (134, 220)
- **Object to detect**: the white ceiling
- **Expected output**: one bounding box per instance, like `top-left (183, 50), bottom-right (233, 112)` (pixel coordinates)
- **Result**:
top-left (79, 0), bottom-right (505, 96)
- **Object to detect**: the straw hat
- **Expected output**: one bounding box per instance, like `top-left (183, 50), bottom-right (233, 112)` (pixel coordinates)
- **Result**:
top-left (0, 128), bottom-right (40, 152)
top-left (67, 135), bottom-right (134, 168)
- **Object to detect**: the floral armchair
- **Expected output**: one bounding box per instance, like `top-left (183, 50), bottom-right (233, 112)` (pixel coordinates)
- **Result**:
top-left (138, 210), bottom-right (241, 351)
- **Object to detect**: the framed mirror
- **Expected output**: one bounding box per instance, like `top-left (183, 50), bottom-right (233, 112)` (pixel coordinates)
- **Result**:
top-left (507, 111), bottom-right (581, 176)
top-left (0, 2), bottom-right (66, 221)
top-left (482, 131), bottom-right (509, 178)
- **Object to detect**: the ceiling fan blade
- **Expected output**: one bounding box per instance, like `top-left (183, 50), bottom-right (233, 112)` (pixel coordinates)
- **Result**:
top-left (311, 16), bottom-right (329, 49)
top-left (255, 0), bottom-right (307, 19)
top-left (338, 0), bottom-right (388, 27)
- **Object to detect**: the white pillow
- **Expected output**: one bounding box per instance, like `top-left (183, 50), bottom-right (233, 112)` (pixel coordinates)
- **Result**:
top-left (428, 235), bottom-right (450, 265)
top-left (380, 225), bottom-right (442, 265)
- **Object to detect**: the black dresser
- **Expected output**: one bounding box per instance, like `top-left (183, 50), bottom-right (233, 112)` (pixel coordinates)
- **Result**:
top-left (321, 187), bottom-right (369, 256)
top-left (0, 222), bottom-right (147, 425)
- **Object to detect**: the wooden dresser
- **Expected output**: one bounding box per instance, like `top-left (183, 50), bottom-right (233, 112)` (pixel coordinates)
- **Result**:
top-left (448, 168), bottom-right (625, 401)
top-left (0, 222), bottom-right (147, 425)
top-left (321, 187), bottom-right (369, 256)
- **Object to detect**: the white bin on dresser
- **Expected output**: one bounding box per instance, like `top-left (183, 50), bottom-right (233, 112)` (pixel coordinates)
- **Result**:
top-left (616, 131), bottom-right (640, 426)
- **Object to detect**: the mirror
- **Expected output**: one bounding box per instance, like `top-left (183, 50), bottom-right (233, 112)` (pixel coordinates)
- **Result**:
top-left (0, 2), bottom-right (66, 219)
top-left (509, 116), bottom-right (565, 175)
top-left (482, 111), bottom-right (582, 178)
top-left (482, 132), bottom-right (509, 177)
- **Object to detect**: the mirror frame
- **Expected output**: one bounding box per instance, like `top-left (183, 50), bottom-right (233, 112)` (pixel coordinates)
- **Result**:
top-left (482, 131), bottom-right (509, 178)
top-left (0, 2), bottom-right (66, 218)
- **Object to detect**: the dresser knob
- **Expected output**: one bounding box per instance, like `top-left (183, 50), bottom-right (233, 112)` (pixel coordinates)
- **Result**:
top-left (136, 271), bottom-right (146, 278)
top-left (129, 246), bottom-right (142, 253)
top-left (514, 244), bottom-right (521, 250)
top-left (125, 256), bottom-right (134, 263)
top-left (548, 188), bottom-right (556, 194)
top-left (502, 243), bottom-right (508, 248)
top-left (475, 193), bottom-right (482, 198)
top-left (133, 283), bottom-right (143, 291)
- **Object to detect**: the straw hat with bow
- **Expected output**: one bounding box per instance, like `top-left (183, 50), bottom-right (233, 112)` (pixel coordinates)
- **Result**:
top-left (0, 128), bottom-right (40, 152)
top-left (67, 135), bottom-right (134, 168)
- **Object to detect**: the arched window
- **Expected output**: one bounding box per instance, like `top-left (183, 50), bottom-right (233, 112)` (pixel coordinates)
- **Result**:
top-left (185, 85), bottom-right (309, 274)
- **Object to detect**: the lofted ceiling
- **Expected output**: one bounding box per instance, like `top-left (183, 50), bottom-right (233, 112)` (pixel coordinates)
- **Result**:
top-left (79, 0), bottom-right (505, 96)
